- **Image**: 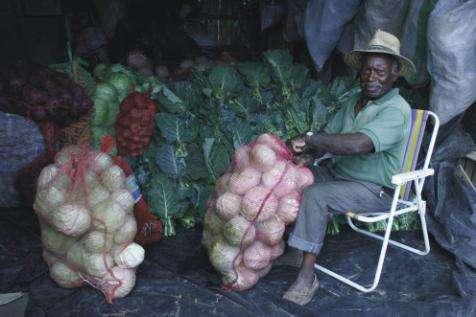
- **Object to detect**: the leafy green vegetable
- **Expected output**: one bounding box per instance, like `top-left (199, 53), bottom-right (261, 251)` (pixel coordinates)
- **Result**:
top-left (208, 65), bottom-right (244, 100)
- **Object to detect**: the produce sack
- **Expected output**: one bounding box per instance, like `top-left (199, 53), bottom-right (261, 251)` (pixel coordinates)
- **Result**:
top-left (0, 112), bottom-right (45, 207)
top-left (34, 145), bottom-right (145, 303)
top-left (115, 92), bottom-right (157, 157)
top-left (202, 134), bottom-right (314, 291)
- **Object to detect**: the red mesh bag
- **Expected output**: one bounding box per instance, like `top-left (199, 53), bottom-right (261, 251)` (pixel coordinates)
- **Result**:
top-left (202, 133), bottom-right (314, 291)
top-left (34, 144), bottom-right (145, 303)
top-left (115, 92), bottom-right (156, 157)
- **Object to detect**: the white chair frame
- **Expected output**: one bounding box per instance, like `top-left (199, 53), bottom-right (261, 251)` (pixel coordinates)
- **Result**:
top-left (314, 111), bottom-right (440, 293)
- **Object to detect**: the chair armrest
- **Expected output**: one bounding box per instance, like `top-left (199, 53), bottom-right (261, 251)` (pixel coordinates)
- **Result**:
top-left (391, 168), bottom-right (434, 186)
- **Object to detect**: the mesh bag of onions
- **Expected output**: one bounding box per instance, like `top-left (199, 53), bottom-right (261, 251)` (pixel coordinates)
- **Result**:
top-left (202, 133), bottom-right (314, 291)
top-left (33, 145), bottom-right (145, 303)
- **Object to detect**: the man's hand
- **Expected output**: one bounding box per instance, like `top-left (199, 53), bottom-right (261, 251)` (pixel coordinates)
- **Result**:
top-left (293, 153), bottom-right (314, 166)
top-left (287, 136), bottom-right (306, 154)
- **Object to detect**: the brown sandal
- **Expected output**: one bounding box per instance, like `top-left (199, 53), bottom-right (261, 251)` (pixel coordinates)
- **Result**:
top-left (282, 274), bottom-right (319, 306)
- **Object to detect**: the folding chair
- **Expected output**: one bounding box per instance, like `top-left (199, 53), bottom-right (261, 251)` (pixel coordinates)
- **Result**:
top-left (314, 109), bottom-right (440, 292)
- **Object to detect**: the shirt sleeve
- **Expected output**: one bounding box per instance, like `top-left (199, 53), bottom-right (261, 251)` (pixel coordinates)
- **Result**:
top-left (358, 107), bottom-right (406, 153)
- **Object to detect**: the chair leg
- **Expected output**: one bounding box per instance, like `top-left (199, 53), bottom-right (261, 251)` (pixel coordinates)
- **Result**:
top-left (347, 203), bottom-right (430, 256)
top-left (314, 215), bottom-right (395, 293)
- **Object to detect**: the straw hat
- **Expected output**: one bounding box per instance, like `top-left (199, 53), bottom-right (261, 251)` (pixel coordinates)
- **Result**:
top-left (345, 29), bottom-right (416, 76)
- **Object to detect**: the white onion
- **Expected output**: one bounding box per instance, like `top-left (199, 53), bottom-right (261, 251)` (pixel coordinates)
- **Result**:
top-left (241, 186), bottom-right (278, 222)
top-left (114, 243), bottom-right (145, 269)
top-left (216, 192), bottom-right (242, 221)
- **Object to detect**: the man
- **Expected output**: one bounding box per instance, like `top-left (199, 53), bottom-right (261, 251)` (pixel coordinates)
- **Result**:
top-left (282, 29), bottom-right (416, 306)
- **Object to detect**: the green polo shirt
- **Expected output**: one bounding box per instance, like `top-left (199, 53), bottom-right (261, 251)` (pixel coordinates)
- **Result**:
top-left (324, 88), bottom-right (411, 188)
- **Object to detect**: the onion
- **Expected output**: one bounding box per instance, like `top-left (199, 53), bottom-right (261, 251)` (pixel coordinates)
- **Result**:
top-left (222, 264), bottom-right (258, 291)
top-left (223, 216), bottom-right (255, 247)
top-left (250, 143), bottom-right (276, 172)
top-left (297, 166), bottom-right (314, 189)
top-left (241, 186), bottom-right (278, 222)
top-left (216, 192), bottom-right (242, 221)
top-left (233, 145), bottom-right (250, 170)
top-left (272, 164), bottom-right (299, 197)
top-left (209, 239), bottom-right (240, 274)
top-left (257, 264), bottom-right (272, 278)
top-left (228, 166), bottom-right (261, 195)
top-left (50, 203), bottom-right (91, 237)
top-left (256, 215), bottom-right (285, 246)
top-left (243, 240), bottom-right (272, 271)
top-left (276, 191), bottom-right (300, 225)
top-left (270, 240), bottom-right (285, 261)
top-left (215, 173), bottom-right (231, 196)
top-left (256, 133), bottom-right (291, 160)
top-left (262, 160), bottom-right (286, 188)
top-left (203, 209), bottom-right (224, 236)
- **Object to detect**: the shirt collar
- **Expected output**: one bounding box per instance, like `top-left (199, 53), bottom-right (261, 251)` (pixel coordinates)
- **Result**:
top-left (369, 88), bottom-right (399, 105)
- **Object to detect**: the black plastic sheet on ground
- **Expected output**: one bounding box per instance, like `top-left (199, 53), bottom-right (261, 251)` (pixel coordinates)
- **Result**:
top-left (0, 207), bottom-right (474, 316)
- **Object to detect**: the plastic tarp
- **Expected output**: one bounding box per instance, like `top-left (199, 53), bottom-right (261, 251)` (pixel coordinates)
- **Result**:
top-left (0, 206), bottom-right (474, 316)
top-left (427, 0), bottom-right (476, 125)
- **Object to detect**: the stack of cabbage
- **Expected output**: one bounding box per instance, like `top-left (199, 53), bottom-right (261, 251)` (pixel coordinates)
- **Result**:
top-left (33, 145), bottom-right (145, 302)
top-left (203, 134), bottom-right (314, 290)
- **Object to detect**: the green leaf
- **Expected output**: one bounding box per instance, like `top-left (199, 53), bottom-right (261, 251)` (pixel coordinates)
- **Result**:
top-left (148, 173), bottom-right (182, 221)
top-left (190, 184), bottom-right (213, 216)
top-left (156, 86), bottom-right (186, 113)
top-left (237, 62), bottom-right (271, 90)
top-left (155, 144), bottom-right (186, 179)
top-left (185, 144), bottom-right (209, 180)
top-left (208, 65), bottom-right (244, 100)
top-left (155, 113), bottom-right (198, 143)
top-left (202, 137), bottom-right (232, 182)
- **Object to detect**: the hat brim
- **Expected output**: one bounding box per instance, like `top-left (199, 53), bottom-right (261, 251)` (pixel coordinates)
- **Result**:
top-left (345, 48), bottom-right (416, 77)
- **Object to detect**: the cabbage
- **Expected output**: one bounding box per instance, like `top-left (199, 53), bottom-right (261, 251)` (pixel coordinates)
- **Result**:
top-left (83, 253), bottom-right (114, 277)
top-left (114, 215), bottom-right (137, 245)
top-left (66, 242), bottom-right (85, 269)
top-left (111, 189), bottom-right (134, 213)
top-left (82, 230), bottom-right (113, 253)
top-left (209, 239), bottom-right (240, 273)
top-left (216, 192), bottom-right (242, 221)
top-left (55, 145), bottom-right (81, 166)
top-left (37, 165), bottom-right (59, 189)
top-left (90, 151), bottom-right (113, 173)
top-left (108, 267), bottom-right (136, 299)
top-left (50, 203), bottom-right (91, 237)
top-left (243, 240), bottom-right (271, 271)
top-left (41, 223), bottom-right (76, 255)
top-left (93, 64), bottom-right (109, 81)
top-left (50, 261), bottom-right (83, 288)
top-left (92, 98), bottom-right (110, 125)
top-left (250, 143), bottom-right (276, 172)
top-left (255, 215), bottom-right (285, 246)
top-left (223, 216), bottom-right (255, 247)
top-left (92, 199), bottom-right (126, 232)
top-left (87, 184), bottom-right (110, 209)
top-left (114, 243), bottom-right (145, 269)
top-left (35, 185), bottom-right (66, 217)
top-left (241, 186), bottom-right (278, 222)
top-left (93, 83), bottom-right (118, 104)
top-left (203, 209), bottom-right (224, 236)
top-left (101, 165), bottom-right (126, 192)
top-left (228, 166), bottom-right (261, 195)
top-left (108, 73), bottom-right (133, 98)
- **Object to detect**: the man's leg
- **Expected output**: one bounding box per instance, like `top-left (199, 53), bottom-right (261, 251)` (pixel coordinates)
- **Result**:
top-left (284, 179), bottom-right (391, 304)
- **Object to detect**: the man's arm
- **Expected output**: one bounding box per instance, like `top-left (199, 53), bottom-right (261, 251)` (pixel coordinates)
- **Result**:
top-left (289, 132), bottom-right (374, 157)
top-left (305, 132), bottom-right (374, 155)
